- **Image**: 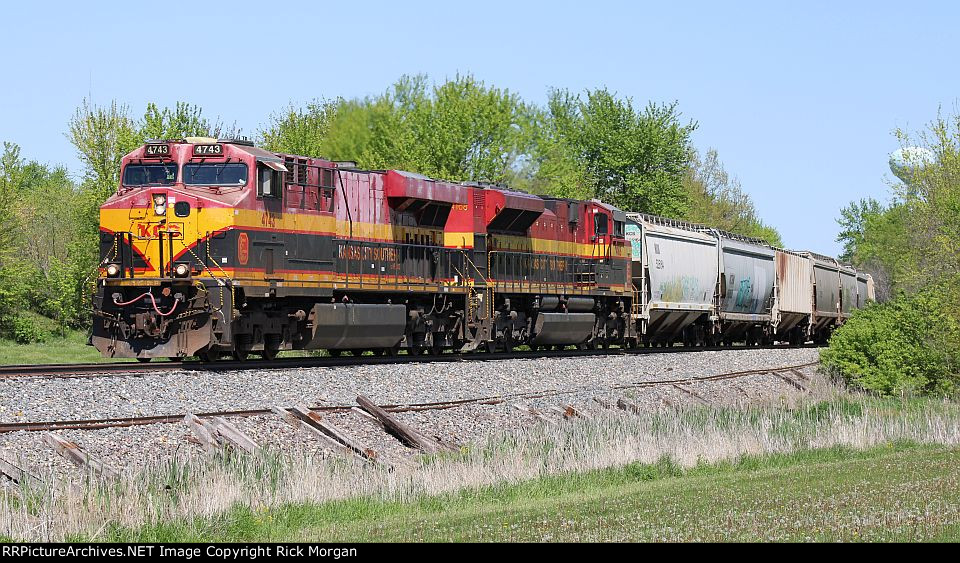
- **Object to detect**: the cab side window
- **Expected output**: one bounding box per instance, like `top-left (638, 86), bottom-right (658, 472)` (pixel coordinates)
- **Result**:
top-left (258, 165), bottom-right (281, 198)
top-left (594, 212), bottom-right (608, 236)
top-left (614, 219), bottom-right (625, 238)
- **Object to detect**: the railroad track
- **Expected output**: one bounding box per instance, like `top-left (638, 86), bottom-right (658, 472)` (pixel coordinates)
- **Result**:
top-left (0, 343), bottom-right (820, 380)
top-left (0, 361), bottom-right (818, 434)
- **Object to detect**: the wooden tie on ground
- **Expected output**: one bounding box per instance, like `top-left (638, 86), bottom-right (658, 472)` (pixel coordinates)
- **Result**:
top-left (512, 403), bottom-right (556, 425)
top-left (615, 397), bottom-right (644, 415)
top-left (672, 384), bottom-right (710, 405)
top-left (273, 406), bottom-right (379, 462)
top-left (774, 372), bottom-right (807, 391)
top-left (183, 413), bottom-right (260, 455)
top-left (0, 456), bottom-right (42, 488)
top-left (548, 404), bottom-right (590, 420)
top-left (789, 369), bottom-right (810, 380)
top-left (357, 395), bottom-right (456, 453)
top-left (183, 413), bottom-right (222, 454)
top-left (654, 390), bottom-right (676, 408)
top-left (212, 417), bottom-right (260, 454)
top-left (592, 397), bottom-right (614, 409)
top-left (43, 432), bottom-right (118, 479)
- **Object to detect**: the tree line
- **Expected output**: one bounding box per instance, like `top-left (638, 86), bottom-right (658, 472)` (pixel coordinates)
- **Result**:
top-left (824, 111), bottom-right (960, 396)
top-left (0, 74), bottom-right (781, 343)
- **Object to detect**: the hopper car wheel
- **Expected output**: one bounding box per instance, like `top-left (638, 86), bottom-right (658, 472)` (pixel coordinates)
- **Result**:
top-left (261, 348), bottom-right (279, 361)
top-left (198, 350), bottom-right (219, 362)
top-left (372, 349), bottom-right (384, 356)
top-left (485, 341), bottom-right (497, 354)
top-left (387, 344), bottom-right (400, 357)
top-left (137, 358), bottom-right (152, 363)
top-left (232, 349), bottom-right (249, 361)
top-left (350, 349), bottom-right (366, 357)
top-left (329, 349), bottom-right (342, 358)
top-left (431, 343), bottom-right (444, 356)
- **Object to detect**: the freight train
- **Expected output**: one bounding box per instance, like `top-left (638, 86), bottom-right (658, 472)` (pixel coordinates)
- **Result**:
top-left (90, 137), bottom-right (874, 361)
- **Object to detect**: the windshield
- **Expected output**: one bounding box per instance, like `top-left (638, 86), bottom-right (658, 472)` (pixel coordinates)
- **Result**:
top-left (123, 164), bottom-right (178, 186)
top-left (183, 163), bottom-right (248, 186)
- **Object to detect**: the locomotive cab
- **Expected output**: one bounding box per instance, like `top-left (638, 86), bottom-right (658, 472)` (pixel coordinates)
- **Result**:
top-left (92, 138), bottom-right (282, 359)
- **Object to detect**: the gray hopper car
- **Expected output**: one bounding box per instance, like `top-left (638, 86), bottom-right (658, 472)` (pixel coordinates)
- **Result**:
top-left (625, 214), bottom-right (874, 347)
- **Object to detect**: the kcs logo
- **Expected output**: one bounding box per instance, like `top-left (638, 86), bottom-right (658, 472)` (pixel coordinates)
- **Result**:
top-left (135, 222), bottom-right (182, 238)
top-left (237, 232), bottom-right (249, 265)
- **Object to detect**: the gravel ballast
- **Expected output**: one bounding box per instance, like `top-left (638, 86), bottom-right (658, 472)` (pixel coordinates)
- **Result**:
top-left (0, 348), bottom-right (821, 480)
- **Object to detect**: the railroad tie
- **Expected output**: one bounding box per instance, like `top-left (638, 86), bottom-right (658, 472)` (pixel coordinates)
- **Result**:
top-left (283, 406), bottom-right (380, 463)
top-left (512, 403), bottom-right (557, 425)
top-left (357, 395), bottom-right (456, 454)
top-left (615, 397), bottom-right (644, 415)
top-left (211, 417), bottom-right (261, 454)
top-left (775, 372), bottom-right (807, 391)
top-left (672, 384), bottom-right (710, 405)
top-left (0, 456), bottom-right (42, 488)
top-left (183, 413), bottom-right (223, 454)
top-left (43, 432), bottom-right (119, 480)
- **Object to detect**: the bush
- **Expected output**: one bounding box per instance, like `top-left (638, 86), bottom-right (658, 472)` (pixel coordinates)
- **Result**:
top-left (822, 282), bottom-right (960, 396)
top-left (8, 314), bottom-right (48, 344)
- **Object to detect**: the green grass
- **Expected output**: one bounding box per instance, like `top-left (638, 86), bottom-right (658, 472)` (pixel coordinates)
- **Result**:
top-left (91, 443), bottom-right (960, 542)
top-left (0, 329), bottom-right (134, 364)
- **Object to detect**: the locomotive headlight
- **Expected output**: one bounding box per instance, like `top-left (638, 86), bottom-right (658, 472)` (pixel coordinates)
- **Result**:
top-left (173, 262), bottom-right (190, 278)
top-left (153, 193), bottom-right (167, 215)
top-left (105, 263), bottom-right (121, 278)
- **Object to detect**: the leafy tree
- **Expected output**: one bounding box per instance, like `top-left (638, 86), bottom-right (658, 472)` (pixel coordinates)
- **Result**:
top-left (534, 88), bottom-right (697, 217)
top-left (836, 197), bottom-right (885, 262)
top-left (0, 142), bottom-right (27, 266)
top-left (140, 101), bottom-right (229, 142)
top-left (683, 148), bottom-right (783, 246)
top-left (837, 109), bottom-right (960, 296)
top-left (67, 99), bottom-right (139, 196)
top-left (261, 99), bottom-right (340, 159)
top-left (261, 74), bottom-right (534, 184)
top-left (0, 142), bottom-right (86, 337)
top-left (891, 112), bottom-right (960, 291)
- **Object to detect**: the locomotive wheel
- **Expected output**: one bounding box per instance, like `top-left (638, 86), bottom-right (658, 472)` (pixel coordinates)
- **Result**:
top-left (261, 348), bottom-right (279, 361)
top-left (232, 349), bottom-right (249, 361)
top-left (485, 340), bottom-right (496, 354)
top-left (136, 357), bottom-right (152, 363)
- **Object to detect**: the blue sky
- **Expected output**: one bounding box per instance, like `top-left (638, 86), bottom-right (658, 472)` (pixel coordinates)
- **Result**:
top-left (1, 1), bottom-right (955, 256)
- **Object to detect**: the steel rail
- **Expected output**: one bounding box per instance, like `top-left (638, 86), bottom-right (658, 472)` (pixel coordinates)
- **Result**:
top-left (0, 361), bottom-right (818, 434)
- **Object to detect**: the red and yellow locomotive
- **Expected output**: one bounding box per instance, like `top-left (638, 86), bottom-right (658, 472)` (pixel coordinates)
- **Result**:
top-left (92, 138), bottom-right (633, 360)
